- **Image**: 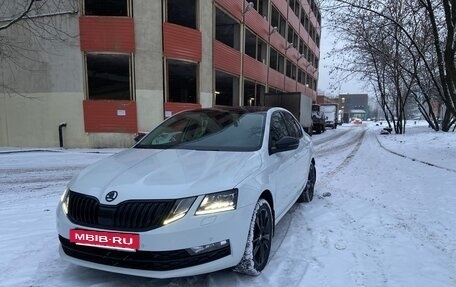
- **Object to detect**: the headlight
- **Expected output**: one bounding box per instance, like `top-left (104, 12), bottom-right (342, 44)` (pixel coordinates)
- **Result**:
top-left (163, 197), bottom-right (196, 225)
top-left (60, 188), bottom-right (69, 215)
top-left (195, 189), bottom-right (238, 215)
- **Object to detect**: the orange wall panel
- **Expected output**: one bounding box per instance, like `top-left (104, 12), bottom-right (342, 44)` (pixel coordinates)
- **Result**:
top-left (83, 100), bottom-right (137, 133)
top-left (164, 102), bottom-right (202, 118)
top-left (287, 10), bottom-right (300, 33)
top-left (215, 0), bottom-right (243, 20)
top-left (268, 68), bottom-right (285, 90)
top-left (244, 10), bottom-right (269, 41)
top-left (270, 32), bottom-right (286, 54)
top-left (272, 0), bottom-right (288, 18)
top-left (243, 56), bottom-right (267, 84)
top-left (285, 77), bottom-right (297, 92)
top-left (163, 23), bottom-right (202, 62)
top-left (214, 40), bottom-right (242, 75)
top-left (80, 16), bottom-right (135, 53)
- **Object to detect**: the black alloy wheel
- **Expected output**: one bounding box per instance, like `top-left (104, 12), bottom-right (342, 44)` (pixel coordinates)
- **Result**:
top-left (234, 199), bottom-right (273, 275)
top-left (252, 202), bottom-right (273, 271)
top-left (298, 162), bottom-right (316, 203)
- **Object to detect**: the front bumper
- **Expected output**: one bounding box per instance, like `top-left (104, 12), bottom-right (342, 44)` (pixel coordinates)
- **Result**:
top-left (59, 235), bottom-right (231, 271)
top-left (56, 201), bottom-right (254, 278)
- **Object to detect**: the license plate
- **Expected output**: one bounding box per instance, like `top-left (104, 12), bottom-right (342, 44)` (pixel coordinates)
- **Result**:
top-left (70, 229), bottom-right (140, 251)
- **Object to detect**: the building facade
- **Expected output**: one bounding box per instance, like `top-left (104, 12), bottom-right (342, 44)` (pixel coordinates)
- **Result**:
top-left (339, 93), bottom-right (368, 122)
top-left (0, 0), bottom-right (321, 148)
top-left (316, 94), bottom-right (338, 104)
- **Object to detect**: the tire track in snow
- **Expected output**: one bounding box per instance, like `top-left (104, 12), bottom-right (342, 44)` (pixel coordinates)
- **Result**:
top-left (312, 128), bottom-right (351, 146)
top-left (317, 128), bottom-right (367, 178)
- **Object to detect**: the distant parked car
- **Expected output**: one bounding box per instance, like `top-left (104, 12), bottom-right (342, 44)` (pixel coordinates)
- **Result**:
top-left (351, 118), bottom-right (363, 124)
top-left (57, 107), bottom-right (316, 278)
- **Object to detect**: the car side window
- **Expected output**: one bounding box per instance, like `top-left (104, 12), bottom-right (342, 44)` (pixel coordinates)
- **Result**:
top-left (282, 111), bottom-right (303, 138)
top-left (269, 112), bottom-right (290, 149)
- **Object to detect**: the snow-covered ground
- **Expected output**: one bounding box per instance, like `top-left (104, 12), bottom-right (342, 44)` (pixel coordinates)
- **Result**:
top-left (1, 123), bottom-right (455, 287)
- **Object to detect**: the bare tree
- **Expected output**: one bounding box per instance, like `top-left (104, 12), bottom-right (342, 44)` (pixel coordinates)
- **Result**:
top-left (322, 0), bottom-right (455, 132)
top-left (0, 0), bottom-right (78, 95)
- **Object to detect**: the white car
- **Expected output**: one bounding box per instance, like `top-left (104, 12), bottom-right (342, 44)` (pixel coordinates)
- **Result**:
top-left (56, 107), bottom-right (316, 278)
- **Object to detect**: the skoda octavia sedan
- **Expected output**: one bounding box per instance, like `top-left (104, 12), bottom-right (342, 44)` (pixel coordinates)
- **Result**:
top-left (57, 107), bottom-right (316, 278)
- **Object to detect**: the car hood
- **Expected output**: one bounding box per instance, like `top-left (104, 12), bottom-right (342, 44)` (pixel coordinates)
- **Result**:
top-left (68, 148), bottom-right (262, 202)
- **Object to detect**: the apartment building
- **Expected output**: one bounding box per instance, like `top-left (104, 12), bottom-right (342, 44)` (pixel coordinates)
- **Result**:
top-left (0, 0), bottom-right (321, 147)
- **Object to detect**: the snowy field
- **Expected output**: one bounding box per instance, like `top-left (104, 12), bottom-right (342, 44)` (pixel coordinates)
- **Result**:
top-left (1, 122), bottom-right (455, 287)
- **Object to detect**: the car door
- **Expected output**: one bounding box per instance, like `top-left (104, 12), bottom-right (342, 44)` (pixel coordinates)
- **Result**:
top-left (282, 111), bottom-right (311, 199)
top-left (266, 111), bottom-right (301, 218)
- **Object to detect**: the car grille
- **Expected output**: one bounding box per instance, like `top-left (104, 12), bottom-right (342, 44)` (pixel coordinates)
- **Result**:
top-left (59, 236), bottom-right (231, 271)
top-left (67, 190), bottom-right (176, 232)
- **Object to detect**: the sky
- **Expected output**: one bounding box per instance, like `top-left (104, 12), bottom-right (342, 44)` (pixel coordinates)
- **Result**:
top-left (317, 10), bottom-right (371, 97)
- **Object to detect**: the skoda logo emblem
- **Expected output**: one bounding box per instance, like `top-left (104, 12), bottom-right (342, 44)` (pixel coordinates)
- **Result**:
top-left (105, 191), bottom-right (118, 202)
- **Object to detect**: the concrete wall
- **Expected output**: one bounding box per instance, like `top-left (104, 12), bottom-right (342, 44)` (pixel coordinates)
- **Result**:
top-left (0, 92), bottom-right (87, 148)
top-left (0, 12), bottom-right (90, 148)
top-left (134, 0), bottom-right (165, 133)
top-left (199, 1), bottom-right (215, 108)
top-left (0, 1), bottom-right (219, 147)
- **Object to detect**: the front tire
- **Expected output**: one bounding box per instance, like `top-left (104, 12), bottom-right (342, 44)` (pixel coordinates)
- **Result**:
top-left (297, 162), bottom-right (316, 203)
top-left (234, 199), bottom-right (273, 275)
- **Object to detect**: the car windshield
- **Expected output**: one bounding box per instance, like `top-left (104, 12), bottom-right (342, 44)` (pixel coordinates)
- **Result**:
top-left (135, 109), bottom-right (266, 151)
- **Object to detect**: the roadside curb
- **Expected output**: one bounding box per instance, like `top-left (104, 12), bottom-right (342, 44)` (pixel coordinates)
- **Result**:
top-left (375, 135), bottom-right (456, 173)
top-left (0, 149), bottom-right (64, 155)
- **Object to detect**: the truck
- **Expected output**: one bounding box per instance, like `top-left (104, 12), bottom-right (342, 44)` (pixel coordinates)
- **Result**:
top-left (264, 92), bottom-right (313, 135)
top-left (320, 103), bottom-right (339, 129)
top-left (312, 104), bottom-right (326, 134)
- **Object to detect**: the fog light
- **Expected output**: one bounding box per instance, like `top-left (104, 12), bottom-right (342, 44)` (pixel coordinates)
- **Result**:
top-left (186, 240), bottom-right (230, 255)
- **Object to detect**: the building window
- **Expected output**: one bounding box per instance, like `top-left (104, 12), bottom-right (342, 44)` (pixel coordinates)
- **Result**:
top-left (286, 60), bottom-right (297, 80)
top-left (287, 25), bottom-right (293, 45)
top-left (84, 0), bottom-right (130, 16)
top-left (269, 48), bottom-right (285, 73)
top-left (298, 69), bottom-right (311, 86)
top-left (245, 29), bottom-right (267, 63)
top-left (252, 0), bottom-right (269, 19)
top-left (167, 0), bottom-right (197, 29)
top-left (300, 8), bottom-right (309, 32)
top-left (287, 25), bottom-right (299, 48)
top-left (86, 53), bottom-right (132, 101)
top-left (244, 80), bottom-right (255, 106)
top-left (245, 29), bottom-right (256, 59)
top-left (243, 80), bottom-right (265, 106)
top-left (298, 69), bottom-right (304, 85)
top-left (298, 69), bottom-right (309, 86)
top-left (215, 71), bottom-right (239, 106)
top-left (293, 32), bottom-right (299, 48)
top-left (167, 60), bottom-right (197, 103)
top-left (286, 60), bottom-right (292, 78)
top-left (299, 38), bottom-right (304, 55)
top-left (271, 6), bottom-right (286, 38)
top-left (305, 45), bottom-right (311, 62)
top-left (216, 8), bottom-right (240, 50)
top-left (288, 0), bottom-right (300, 18)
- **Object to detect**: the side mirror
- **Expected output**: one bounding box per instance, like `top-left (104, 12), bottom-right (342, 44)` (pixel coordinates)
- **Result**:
top-left (271, 136), bottom-right (299, 154)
